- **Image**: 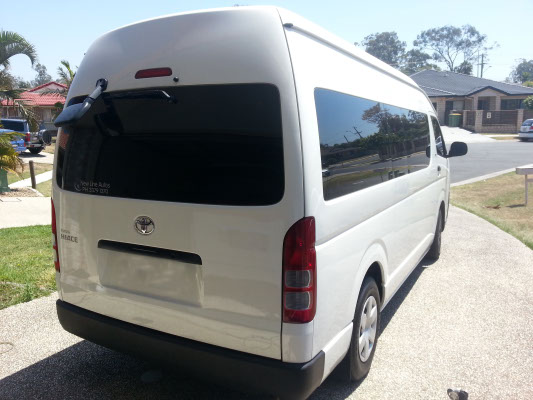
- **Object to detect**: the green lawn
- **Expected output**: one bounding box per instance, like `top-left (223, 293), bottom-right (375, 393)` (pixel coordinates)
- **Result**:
top-left (451, 172), bottom-right (533, 250)
top-left (7, 163), bottom-right (54, 185)
top-left (36, 180), bottom-right (52, 197)
top-left (0, 225), bottom-right (55, 309)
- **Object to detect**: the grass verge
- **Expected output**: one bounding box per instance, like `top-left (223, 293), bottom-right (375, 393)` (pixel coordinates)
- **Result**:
top-left (36, 180), bottom-right (52, 197)
top-left (7, 163), bottom-right (53, 185)
top-left (0, 225), bottom-right (55, 309)
top-left (451, 172), bottom-right (533, 250)
top-left (491, 136), bottom-right (518, 141)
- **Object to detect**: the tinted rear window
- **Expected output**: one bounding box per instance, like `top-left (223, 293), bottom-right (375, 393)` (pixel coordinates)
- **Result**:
top-left (57, 84), bottom-right (284, 205)
top-left (1, 120), bottom-right (25, 132)
top-left (523, 120), bottom-right (533, 126)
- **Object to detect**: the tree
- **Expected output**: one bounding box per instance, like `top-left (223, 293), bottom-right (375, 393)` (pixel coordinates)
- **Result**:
top-left (455, 61), bottom-right (473, 75)
top-left (31, 63), bottom-right (52, 87)
top-left (0, 30), bottom-right (36, 68)
top-left (0, 30), bottom-right (38, 129)
top-left (57, 60), bottom-right (76, 89)
top-left (0, 131), bottom-right (24, 192)
top-left (509, 59), bottom-right (533, 84)
top-left (362, 32), bottom-right (406, 67)
top-left (401, 49), bottom-right (440, 75)
top-left (13, 76), bottom-right (31, 89)
top-left (523, 81), bottom-right (533, 88)
top-left (414, 25), bottom-right (494, 73)
top-left (524, 96), bottom-right (533, 110)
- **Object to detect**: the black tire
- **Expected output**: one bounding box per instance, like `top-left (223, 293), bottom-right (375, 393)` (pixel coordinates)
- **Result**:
top-left (426, 210), bottom-right (443, 260)
top-left (28, 148), bottom-right (43, 154)
top-left (342, 277), bottom-right (381, 382)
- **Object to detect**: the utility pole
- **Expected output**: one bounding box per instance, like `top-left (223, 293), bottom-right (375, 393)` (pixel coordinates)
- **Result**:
top-left (480, 54), bottom-right (485, 78)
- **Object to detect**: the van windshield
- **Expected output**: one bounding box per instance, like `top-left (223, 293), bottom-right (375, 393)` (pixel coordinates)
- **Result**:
top-left (56, 84), bottom-right (284, 206)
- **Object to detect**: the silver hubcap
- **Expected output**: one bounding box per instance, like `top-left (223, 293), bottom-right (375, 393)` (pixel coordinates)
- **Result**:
top-left (358, 295), bottom-right (378, 362)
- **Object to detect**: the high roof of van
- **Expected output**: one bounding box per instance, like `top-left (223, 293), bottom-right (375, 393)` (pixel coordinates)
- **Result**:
top-left (68, 6), bottom-right (423, 101)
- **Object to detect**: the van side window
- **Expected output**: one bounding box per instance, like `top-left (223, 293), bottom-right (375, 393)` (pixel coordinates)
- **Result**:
top-left (431, 116), bottom-right (446, 157)
top-left (315, 88), bottom-right (431, 201)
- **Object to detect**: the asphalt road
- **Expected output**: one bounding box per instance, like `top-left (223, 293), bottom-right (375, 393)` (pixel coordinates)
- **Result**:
top-left (449, 140), bottom-right (533, 183)
top-left (1, 207), bottom-right (532, 399)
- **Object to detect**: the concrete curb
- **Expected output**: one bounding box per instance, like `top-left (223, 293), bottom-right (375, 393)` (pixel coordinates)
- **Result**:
top-left (451, 168), bottom-right (516, 187)
top-left (9, 171), bottom-right (53, 189)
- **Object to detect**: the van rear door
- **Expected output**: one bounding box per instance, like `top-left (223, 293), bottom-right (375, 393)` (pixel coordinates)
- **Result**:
top-left (55, 83), bottom-right (302, 359)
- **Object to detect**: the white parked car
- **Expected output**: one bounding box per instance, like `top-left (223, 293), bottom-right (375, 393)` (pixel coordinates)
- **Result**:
top-left (52, 7), bottom-right (467, 399)
top-left (519, 119), bottom-right (533, 141)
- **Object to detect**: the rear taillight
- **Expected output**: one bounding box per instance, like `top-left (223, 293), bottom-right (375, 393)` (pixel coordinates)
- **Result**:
top-left (529, 126), bottom-right (533, 131)
top-left (25, 133), bottom-right (30, 145)
top-left (51, 199), bottom-right (60, 272)
top-left (282, 217), bottom-right (316, 323)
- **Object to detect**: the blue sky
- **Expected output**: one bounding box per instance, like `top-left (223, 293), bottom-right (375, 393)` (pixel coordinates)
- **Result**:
top-left (3, 0), bottom-right (532, 83)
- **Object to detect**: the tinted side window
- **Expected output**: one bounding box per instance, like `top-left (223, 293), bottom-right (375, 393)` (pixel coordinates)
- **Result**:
top-left (315, 88), bottom-right (430, 201)
top-left (431, 116), bottom-right (446, 157)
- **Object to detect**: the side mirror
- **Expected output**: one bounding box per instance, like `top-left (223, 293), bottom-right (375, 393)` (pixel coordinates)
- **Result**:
top-left (447, 141), bottom-right (468, 158)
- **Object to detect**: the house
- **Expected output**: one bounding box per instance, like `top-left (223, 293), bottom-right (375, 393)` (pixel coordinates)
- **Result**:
top-left (411, 70), bottom-right (533, 133)
top-left (1, 82), bottom-right (66, 130)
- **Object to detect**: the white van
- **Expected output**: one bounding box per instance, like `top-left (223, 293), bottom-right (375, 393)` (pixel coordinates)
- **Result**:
top-left (52, 6), bottom-right (467, 399)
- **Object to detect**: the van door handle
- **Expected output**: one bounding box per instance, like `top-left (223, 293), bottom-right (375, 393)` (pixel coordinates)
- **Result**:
top-left (437, 166), bottom-right (441, 175)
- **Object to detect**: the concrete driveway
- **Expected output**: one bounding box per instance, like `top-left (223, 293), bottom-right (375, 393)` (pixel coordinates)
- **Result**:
top-left (1, 207), bottom-right (532, 399)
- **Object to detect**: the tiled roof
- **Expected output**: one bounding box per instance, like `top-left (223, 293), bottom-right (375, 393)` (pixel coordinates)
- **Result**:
top-left (1, 91), bottom-right (65, 107)
top-left (411, 70), bottom-right (533, 97)
top-left (27, 81), bottom-right (67, 93)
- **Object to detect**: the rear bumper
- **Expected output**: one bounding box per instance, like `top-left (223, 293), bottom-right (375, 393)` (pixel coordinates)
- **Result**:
top-left (56, 300), bottom-right (324, 399)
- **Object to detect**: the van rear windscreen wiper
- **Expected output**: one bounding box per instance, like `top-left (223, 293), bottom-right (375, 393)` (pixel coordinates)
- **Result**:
top-left (55, 78), bottom-right (108, 127)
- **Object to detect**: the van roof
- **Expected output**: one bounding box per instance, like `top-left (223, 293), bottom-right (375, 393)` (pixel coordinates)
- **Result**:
top-left (69, 6), bottom-right (429, 104)
top-left (100, 6), bottom-right (420, 92)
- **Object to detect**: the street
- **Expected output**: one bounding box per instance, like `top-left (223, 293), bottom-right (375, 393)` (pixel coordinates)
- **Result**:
top-left (450, 141), bottom-right (533, 183)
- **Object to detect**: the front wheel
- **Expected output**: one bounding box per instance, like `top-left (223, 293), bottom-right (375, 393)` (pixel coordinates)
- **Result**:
top-left (28, 148), bottom-right (43, 154)
top-left (344, 277), bottom-right (381, 381)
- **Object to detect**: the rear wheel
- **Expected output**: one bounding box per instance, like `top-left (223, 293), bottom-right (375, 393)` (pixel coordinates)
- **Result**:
top-left (28, 148), bottom-right (42, 154)
top-left (342, 277), bottom-right (381, 382)
top-left (426, 209), bottom-right (443, 260)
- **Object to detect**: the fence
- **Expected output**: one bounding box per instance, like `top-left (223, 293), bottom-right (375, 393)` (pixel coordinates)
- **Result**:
top-left (482, 110), bottom-right (517, 125)
top-left (465, 111), bottom-right (476, 126)
top-left (524, 110), bottom-right (533, 121)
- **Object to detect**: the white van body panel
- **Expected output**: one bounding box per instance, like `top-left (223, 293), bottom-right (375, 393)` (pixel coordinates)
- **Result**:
top-left (53, 7), bottom-right (453, 391)
top-left (55, 7), bottom-right (304, 360)
top-left (278, 9), bottom-right (447, 361)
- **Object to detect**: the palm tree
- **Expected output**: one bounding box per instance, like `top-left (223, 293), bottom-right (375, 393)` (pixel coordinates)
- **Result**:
top-left (0, 30), bottom-right (38, 129)
top-left (57, 60), bottom-right (75, 89)
top-left (0, 132), bottom-right (23, 193)
top-left (0, 30), bottom-right (37, 68)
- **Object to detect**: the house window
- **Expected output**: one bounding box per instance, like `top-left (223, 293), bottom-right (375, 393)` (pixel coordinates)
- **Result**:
top-left (501, 99), bottom-right (523, 110)
top-left (478, 99), bottom-right (489, 110)
top-left (452, 101), bottom-right (464, 111)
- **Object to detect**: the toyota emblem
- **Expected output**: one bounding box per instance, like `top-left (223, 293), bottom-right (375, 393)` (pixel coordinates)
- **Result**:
top-left (134, 216), bottom-right (155, 235)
